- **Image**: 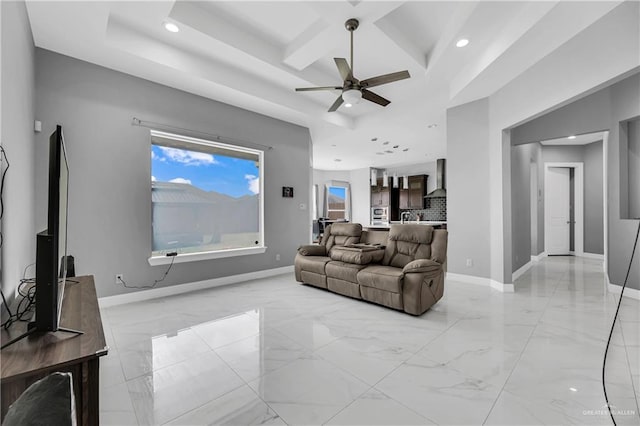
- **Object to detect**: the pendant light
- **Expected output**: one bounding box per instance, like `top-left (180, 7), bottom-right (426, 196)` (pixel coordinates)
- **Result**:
top-left (392, 173), bottom-right (399, 188)
top-left (382, 171), bottom-right (389, 187)
top-left (403, 175), bottom-right (409, 190)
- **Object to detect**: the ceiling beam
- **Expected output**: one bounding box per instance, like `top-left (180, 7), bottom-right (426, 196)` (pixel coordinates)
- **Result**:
top-left (283, 1), bottom-right (405, 71)
top-left (170, 1), bottom-right (331, 88)
top-left (105, 17), bottom-right (355, 130)
top-left (422, 2), bottom-right (479, 82)
top-left (449, 1), bottom-right (622, 106)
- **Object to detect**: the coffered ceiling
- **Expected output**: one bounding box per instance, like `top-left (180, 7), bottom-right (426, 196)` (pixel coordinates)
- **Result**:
top-left (25, 1), bottom-right (623, 170)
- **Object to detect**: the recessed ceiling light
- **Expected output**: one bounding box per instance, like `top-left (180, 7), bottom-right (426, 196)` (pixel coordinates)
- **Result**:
top-left (403, 148), bottom-right (409, 152)
top-left (385, 150), bottom-right (393, 154)
top-left (334, 158), bottom-right (342, 162)
top-left (344, 103), bottom-right (352, 108)
top-left (568, 135), bottom-right (576, 139)
top-left (383, 141), bottom-right (390, 145)
top-left (376, 152), bottom-right (384, 155)
top-left (456, 39), bottom-right (469, 48)
top-left (163, 21), bottom-right (180, 33)
top-left (569, 387), bottom-right (578, 392)
top-left (371, 137), bottom-right (378, 142)
top-left (427, 123), bottom-right (438, 128)
top-left (393, 145), bottom-right (399, 149)
top-left (331, 144), bottom-right (337, 147)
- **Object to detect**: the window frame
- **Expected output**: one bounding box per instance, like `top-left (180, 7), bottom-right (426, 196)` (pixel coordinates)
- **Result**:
top-left (325, 182), bottom-right (350, 221)
top-left (148, 130), bottom-right (266, 266)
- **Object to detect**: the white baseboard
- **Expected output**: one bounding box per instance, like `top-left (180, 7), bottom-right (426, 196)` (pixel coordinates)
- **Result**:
top-left (99, 265), bottom-right (295, 308)
top-left (446, 272), bottom-right (514, 293)
top-left (607, 281), bottom-right (640, 301)
top-left (531, 252), bottom-right (547, 262)
top-left (579, 252), bottom-right (604, 260)
top-left (512, 261), bottom-right (532, 282)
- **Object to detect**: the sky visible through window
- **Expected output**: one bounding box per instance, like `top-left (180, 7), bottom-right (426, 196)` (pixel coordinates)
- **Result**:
top-left (329, 186), bottom-right (345, 200)
top-left (151, 145), bottom-right (259, 197)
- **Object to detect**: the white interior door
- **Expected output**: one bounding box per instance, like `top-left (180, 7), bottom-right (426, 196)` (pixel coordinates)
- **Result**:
top-left (546, 167), bottom-right (571, 255)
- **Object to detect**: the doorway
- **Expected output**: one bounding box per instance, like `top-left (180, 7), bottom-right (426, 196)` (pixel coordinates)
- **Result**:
top-left (544, 162), bottom-right (584, 256)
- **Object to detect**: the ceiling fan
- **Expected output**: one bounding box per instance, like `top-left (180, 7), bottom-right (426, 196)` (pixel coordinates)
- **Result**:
top-left (295, 18), bottom-right (411, 112)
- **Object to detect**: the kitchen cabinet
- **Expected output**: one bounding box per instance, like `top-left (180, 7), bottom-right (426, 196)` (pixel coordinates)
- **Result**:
top-left (399, 175), bottom-right (428, 209)
top-left (371, 178), bottom-right (389, 206)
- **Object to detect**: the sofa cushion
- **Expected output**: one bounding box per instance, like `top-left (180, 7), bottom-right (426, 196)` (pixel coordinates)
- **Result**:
top-left (329, 245), bottom-right (385, 265)
top-left (296, 255), bottom-right (331, 275)
top-left (383, 225), bottom-right (434, 268)
top-left (357, 265), bottom-right (405, 293)
top-left (325, 223), bottom-right (362, 252)
top-left (326, 261), bottom-right (367, 283)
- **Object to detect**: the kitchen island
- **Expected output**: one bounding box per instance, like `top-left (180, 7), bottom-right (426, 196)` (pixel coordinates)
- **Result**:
top-left (365, 221), bottom-right (447, 230)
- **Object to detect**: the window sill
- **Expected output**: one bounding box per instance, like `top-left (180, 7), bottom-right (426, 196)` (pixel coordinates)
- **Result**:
top-left (148, 246), bottom-right (267, 266)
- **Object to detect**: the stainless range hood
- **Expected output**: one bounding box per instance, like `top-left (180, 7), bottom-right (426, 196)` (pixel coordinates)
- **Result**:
top-left (425, 158), bottom-right (446, 198)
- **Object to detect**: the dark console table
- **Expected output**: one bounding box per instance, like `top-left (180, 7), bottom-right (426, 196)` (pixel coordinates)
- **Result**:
top-left (1, 275), bottom-right (108, 425)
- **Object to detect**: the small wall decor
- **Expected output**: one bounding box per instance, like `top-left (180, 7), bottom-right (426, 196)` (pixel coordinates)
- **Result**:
top-left (282, 186), bottom-right (294, 198)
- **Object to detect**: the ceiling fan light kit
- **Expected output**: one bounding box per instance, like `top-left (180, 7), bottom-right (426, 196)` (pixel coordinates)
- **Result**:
top-left (342, 89), bottom-right (362, 107)
top-left (295, 18), bottom-right (411, 112)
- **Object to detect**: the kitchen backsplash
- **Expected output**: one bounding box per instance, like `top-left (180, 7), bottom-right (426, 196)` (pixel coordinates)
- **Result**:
top-left (401, 197), bottom-right (447, 221)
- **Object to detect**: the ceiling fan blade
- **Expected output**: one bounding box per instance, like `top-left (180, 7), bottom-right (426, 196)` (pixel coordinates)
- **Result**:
top-left (362, 89), bottom-right (390, 107)
top-left (295, 86), bottom-right (342, 92)
top-left (334, 58), bottom-right (353, 81)
top-left (361, 70), bottom-right (410, 88)
top-left (328, 95), bottom-right (344, 112)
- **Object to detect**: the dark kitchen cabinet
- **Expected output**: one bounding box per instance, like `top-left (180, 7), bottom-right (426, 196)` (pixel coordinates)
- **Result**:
top-left (399, 175), bottom-right (428, 209)
top-left (371, 178), bottom-right (389, 206)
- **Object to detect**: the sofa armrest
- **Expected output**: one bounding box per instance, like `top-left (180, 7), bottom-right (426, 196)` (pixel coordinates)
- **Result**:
top-left (403, 259), bottom-right (442, 276)
top-left (298, 244), bottom-right (327, 256)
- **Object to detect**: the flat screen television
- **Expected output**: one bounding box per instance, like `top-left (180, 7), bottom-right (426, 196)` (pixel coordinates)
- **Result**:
top-left (1, 125), bottom-right (78, 350)
top-left (34, 125), bottom-right (69, 332)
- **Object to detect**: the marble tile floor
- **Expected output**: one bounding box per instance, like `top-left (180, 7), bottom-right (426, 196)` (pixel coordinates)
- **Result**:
top-left (99, 257), bottom-right (640, 425)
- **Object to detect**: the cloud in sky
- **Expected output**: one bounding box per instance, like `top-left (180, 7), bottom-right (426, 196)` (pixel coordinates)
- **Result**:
top-left (151, 175), bottom-right (156, 181)
top-left (151, 151), bottom-right (165, 162)
top-left (159, 146), bottom-right (217, 166)
top-left (170, 177), bottom-right (192, 185)
top-left (245, 174), bottom-right (259, 195)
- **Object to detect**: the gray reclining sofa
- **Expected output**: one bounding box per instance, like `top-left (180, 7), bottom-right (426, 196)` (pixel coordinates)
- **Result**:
top-left (294, 223), bottom-right (448, 315)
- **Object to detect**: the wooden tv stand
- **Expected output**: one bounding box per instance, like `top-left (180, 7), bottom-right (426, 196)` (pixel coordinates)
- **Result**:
top-left (1, 275), bottom-right (108, 425)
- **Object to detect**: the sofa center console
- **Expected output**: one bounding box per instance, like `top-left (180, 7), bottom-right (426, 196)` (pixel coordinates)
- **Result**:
top-left (329, 244), bottom-right (385, 265)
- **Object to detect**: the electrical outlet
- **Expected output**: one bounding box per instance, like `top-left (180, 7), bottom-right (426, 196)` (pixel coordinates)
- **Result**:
top-left (466, 259), bottom-right (473, 267)
top-left (276, 254), bottom-right (281, 261)
top-left (115, 274), bottom-right (123, 284)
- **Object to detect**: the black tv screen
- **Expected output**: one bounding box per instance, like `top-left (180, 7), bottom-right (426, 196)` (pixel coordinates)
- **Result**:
top-left (35, 125), bottom-right (69, 332)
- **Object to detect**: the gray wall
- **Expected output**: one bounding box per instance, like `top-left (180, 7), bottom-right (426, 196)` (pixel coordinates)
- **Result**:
top-left (628, 119), bottom-right (640, 219)
top-left (512, 72), bottom-right (640, 289)
top-left (0, 1), bottom-right (36, 302)
top-left (35, 49), bottom-right (312, 298)
top-left (584, 141), bottom-right (604, 254)
top-left (510, 143), bottom-right (541, 272)
top-left (447, 98), bottom-right (491, 278)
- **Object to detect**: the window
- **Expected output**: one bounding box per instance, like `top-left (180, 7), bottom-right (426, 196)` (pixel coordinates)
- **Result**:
top-left (150, 130), bottom-right (264, 263)
top-left (326, 185), bottom-right (349, 220)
